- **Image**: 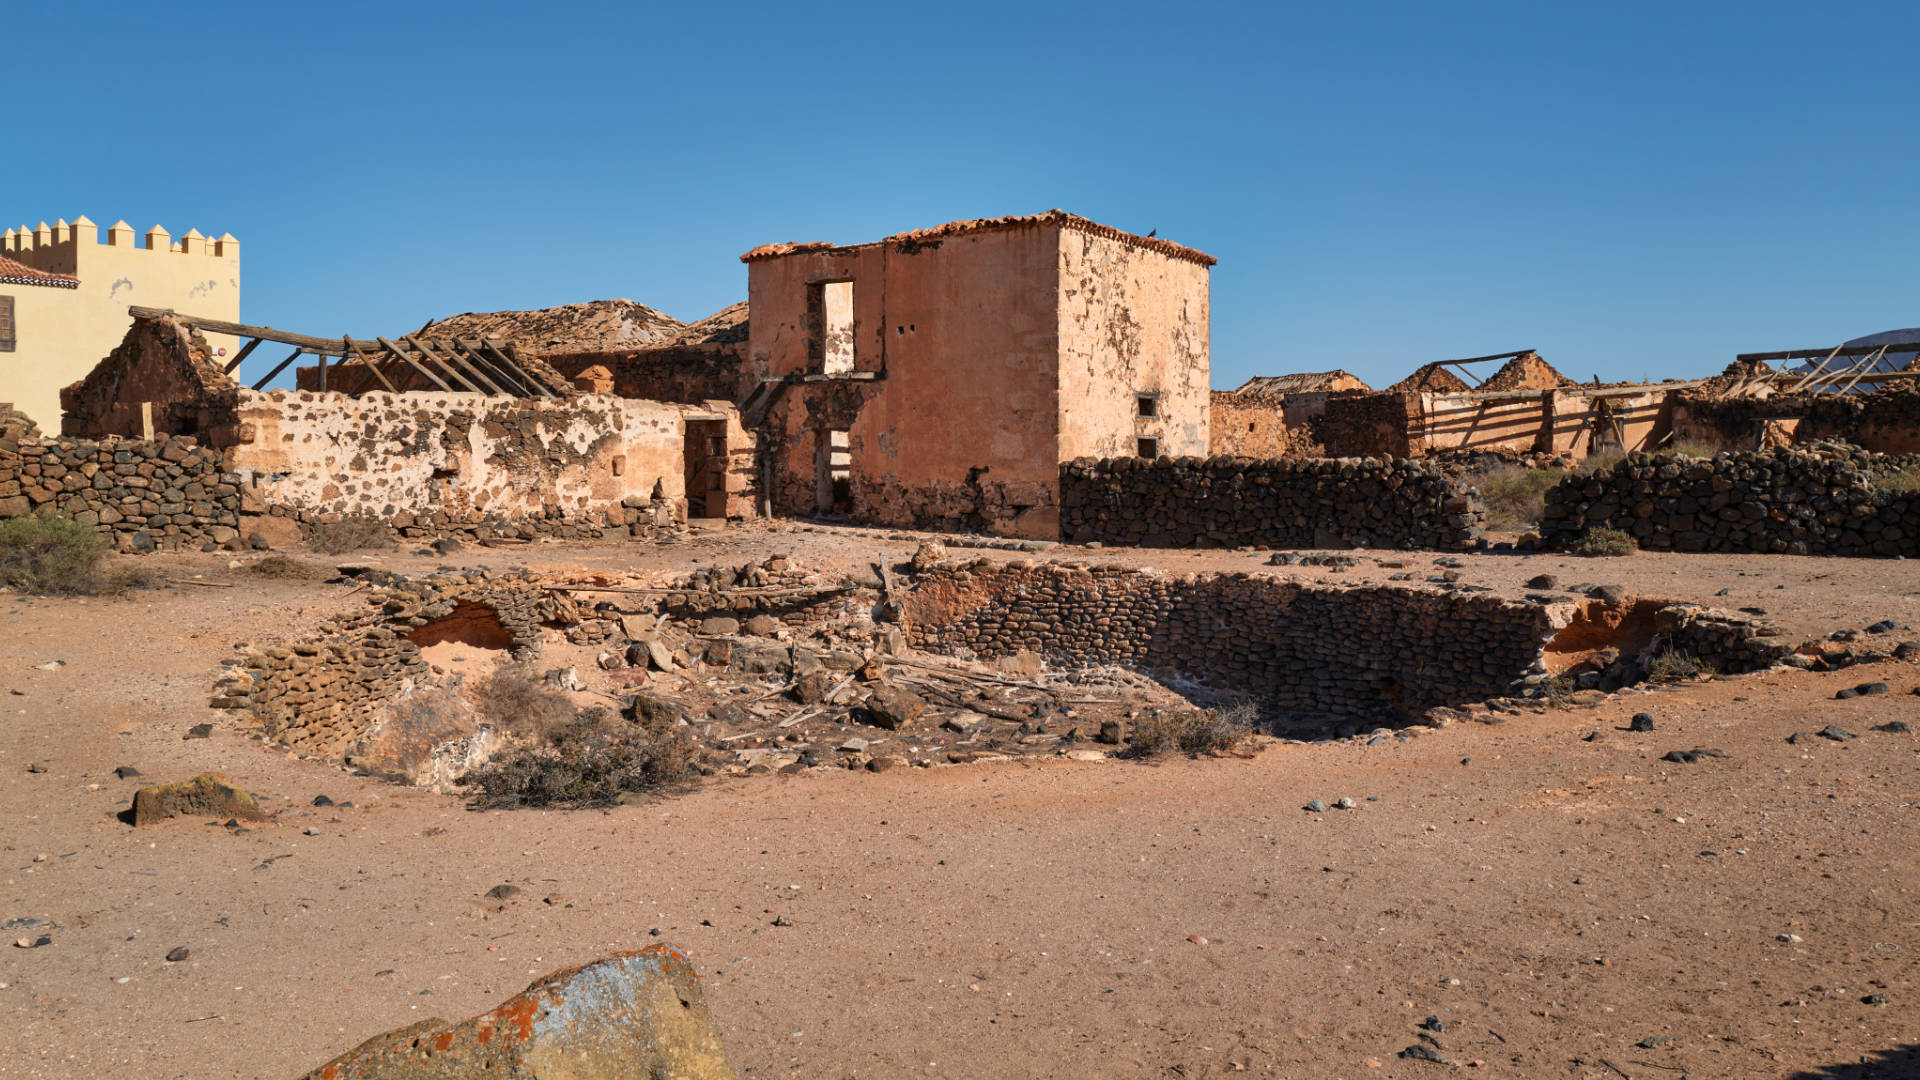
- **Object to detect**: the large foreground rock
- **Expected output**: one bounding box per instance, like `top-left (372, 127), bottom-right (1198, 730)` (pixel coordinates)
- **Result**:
top-left (298, 944), bottom-right (735, 1079)
top-left (131, 772), bottom-right (268, 827)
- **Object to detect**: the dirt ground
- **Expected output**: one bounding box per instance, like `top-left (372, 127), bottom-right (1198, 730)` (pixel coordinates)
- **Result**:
top-left (3, 523), bottom-right (1918, 1079)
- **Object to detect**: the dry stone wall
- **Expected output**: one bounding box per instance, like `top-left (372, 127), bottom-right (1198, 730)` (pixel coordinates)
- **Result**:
top-left (0, 434), bottom-right (240, 550)
top-left (902, 560), bottom-right (1554, 721)
top-left (1060, 456), bottom-right (1486, 550)
top-left (1541, 447), bottom-right (1920, 556)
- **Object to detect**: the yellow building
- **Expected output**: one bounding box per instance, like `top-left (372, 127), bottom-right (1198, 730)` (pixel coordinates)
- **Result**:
top-left (0, 216), bottom-right (239, 430)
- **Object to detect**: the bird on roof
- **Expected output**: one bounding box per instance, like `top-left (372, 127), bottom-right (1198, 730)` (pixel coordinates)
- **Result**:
top-left (1145, 228), bottom-right (1157, 237)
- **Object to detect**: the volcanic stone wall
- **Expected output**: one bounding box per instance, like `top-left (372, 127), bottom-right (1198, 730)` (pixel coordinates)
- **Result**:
top-left (1540, 447), bottom-right (1920, 556)
top-left (211, 569), bottom-right (560, 761)
top-left (0, 434), bottom-right (241, 549)
top-left (1060, 456), bottom-right (1486, 550)
top-left (902, 560), bottom-right (1555, 720)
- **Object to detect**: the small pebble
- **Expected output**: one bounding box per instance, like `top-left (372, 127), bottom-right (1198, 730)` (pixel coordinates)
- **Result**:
top-left (165, 947), bottom-right (190, 962)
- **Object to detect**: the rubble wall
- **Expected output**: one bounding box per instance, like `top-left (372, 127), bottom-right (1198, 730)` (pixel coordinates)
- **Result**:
top-left (1209, 391), bottom-right (1298, 456)
top-left (1671, 391), bottom-right (1920, 454)
top-left (228, 389), bottom-right (690, 537)
top-left (1320, 392), bottom-right (1416, 457)
top-left (59, 316), bottom-right (245, 445)
top-left (903, 560), bottom-right (1555, 719)
top-left (0, 434), bottom-right (241, 548)
top-left (544, 342), bottom-right (757, 405)
top-left (1540, 447), bottom-right (1920, 556)
top-left (1059, 455), bottom-right (1487, 549)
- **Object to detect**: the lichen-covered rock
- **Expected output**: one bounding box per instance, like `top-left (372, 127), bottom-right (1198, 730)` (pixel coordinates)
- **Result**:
top-left (298, 945), bottom-right (735, 1079)
top-left (131, 772), bottom-right (268, 827)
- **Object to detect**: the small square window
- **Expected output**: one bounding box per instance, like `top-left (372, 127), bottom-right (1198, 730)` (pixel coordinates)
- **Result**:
top-left (1137, 437), bottom-right (1159, 459)
top-left (1136, 393), bottom-right (1158, 418)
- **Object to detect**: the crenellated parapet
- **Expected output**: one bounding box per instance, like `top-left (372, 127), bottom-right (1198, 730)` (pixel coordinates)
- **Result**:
top-left (2, 216), bottom-right (238, 276)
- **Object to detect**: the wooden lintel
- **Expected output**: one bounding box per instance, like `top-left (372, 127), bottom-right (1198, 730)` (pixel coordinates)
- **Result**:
top-left (222, 337), bottom-right (263, 374)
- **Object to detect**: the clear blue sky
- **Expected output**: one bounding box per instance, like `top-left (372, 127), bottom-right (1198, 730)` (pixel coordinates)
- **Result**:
top-left (7, 0), bottom-right (1916, 391)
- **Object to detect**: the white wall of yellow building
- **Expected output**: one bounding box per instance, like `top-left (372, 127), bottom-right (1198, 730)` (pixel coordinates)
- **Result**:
top-left (1, 216), bottom-right (239, 431)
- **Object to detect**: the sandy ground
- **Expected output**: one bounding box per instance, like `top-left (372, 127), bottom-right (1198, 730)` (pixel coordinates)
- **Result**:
top-left (3, 524), bottom-right (1918, 1079)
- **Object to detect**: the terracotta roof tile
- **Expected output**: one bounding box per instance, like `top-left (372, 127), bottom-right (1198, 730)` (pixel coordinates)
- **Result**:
top-left (740, 210), bottom-right (1216, 267)
top-left (0, 255), bottom-right (78, 288)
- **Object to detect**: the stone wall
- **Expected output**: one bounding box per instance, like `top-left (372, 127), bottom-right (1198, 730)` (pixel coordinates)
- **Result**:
top-left (1672, 388), bottom-right (1920, 455)
top-left (60, 315), bottom-right (244, 444)
top-left (902, 560), bottom-right (1557, 721)
top-left (0, 434), bottom-right (241, 550)
top-left (1059, 455), bottom-right (1486, 550)
top-left (1540, 446), bottom-right (1920, 556)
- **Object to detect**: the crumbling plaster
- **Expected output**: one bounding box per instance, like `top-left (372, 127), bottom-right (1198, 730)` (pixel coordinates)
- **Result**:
top-left (227, 389), bottom-right (689, 521)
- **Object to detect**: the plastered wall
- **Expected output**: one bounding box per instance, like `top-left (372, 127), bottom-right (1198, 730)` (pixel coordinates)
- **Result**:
top-left (227, 390), bottom-right (686, 522)
top-left (2, 218), bottom-right (238, 430)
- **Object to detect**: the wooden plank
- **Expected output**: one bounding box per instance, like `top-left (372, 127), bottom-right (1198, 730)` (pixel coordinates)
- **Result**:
top-left (317, 349), bottom-right (328, 392)
top-left (130, 306), bottom-right (349, 353)
top-left (251, 345), bottom-right (306, 391)
top-left (221, 337), bottom-right (263, 374)
top-left (446, 338), bottom-right (536, 395)
top-left (346, 338), bottom-right (400, 395)
top-left (392, 336), bottom-right (479, 393)
top-left (408, 335), bottom-right (505, 395)
top-left (1736, 343), bottom-right (1915, 363)
top-left (479, 342), bottom-right (553, 397)
top-left (1442, 349), bottom-right (1535, 365)
top-left (374, 337), bottom-right (454, 392)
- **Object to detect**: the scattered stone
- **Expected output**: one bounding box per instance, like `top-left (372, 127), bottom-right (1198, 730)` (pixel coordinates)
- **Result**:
top-left (1305, 799), bottom-right (1327, 813)
top-left (699, 616), bottom-right (740, 637)
top-left (1567, 689), bottom-right (1607, 706)
top-left (1420, 1016), bottom-right (1444, 1032)
top-left (1525, 574), bottom-right (1558, 589)
top-left (484, 884), bottom-right (523, 901)
top-left (864, 685), bottom-right (926, 730)
top-left (1662, 748), bottom-right (1729, 764)
top-left (165, 946), bottom-right (190, 963)
top-left (294, 946), bottom-right (734, 1080)
top-left (25, 762), bottom-right (46, 774)
top-left (1818, 724), bottom-right (1857, 742)
top-left (1637, 1036), bottom-right (1671, 1048)
top-left (1856, 682), bottom-right (1890, 696)
top-left (1186, 934), bottom-right (1208, 946)
top-left (1399, 1044), bottom-right (1446, 1063)
top-left (1778, 933), bottom-right (1803, 943)
top-left (113, 766), bottom-right (141, 779)
top-left (1588, 584), bottom-right (1627, 603)
top-left (1628, 713), bottom-right (1655, 732)
top-left (866, 755), bottom-right (906, 773)
top-left (1335, 797), bottom-right (1356, 810)
top-left (131, 773), bottom-right (267, 828)
top-left (1895, 642), bottom-right (1920, 661)
top-left (836, 737), bottom-right (870, 754)
top-left (1863, 993), bottom-right (1887, 1005)
top-left (743, 614), bottom-right (781, 637)
top-left (942, 714), bottom-right (983, 735)
top-left (1873, 721), bottom-right (1910, 734)
top-left (313, 795), bottom-right (334, 807)
top-left (1867, 619), bottom-right (1898, 634)
top-left (182, 723), bottom-right (214, 740)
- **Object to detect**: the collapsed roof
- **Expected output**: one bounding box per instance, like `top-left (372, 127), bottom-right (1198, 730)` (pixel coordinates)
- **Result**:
top-left (419, 299), bottom-right (748, 358)
top-left (1231, 371), bottom-right (1371, 396)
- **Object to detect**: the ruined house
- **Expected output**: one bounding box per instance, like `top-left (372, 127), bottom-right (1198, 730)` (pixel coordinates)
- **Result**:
top-left (1210, 372), bottom-right (1372, 457)
top-left (0, 217), bottom-right (240, 430)
top-left (742, 211), bottom-right (1213, 538)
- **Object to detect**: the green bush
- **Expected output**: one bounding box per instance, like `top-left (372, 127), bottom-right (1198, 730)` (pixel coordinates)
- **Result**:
top-left (0, 510), bottom-right (118, 595)
top-left (1476, 465), bottom-right (1562, 530)
top-left (1567, 527), bottom-right (1637, 557)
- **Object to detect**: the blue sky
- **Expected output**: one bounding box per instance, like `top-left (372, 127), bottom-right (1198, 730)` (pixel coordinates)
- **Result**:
top-left (6, 0), bottom-right (1915, 391)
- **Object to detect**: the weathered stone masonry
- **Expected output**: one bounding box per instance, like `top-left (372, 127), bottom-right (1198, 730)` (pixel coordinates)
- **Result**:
top-left (0, 434), bottom-right (241, 548)
top-left (1542, 447), bottom-right (1920, 556)
top-left (903, 560), bottom-right (1555, 720)
top-left (1059, 455), bottom-right (1487, 550)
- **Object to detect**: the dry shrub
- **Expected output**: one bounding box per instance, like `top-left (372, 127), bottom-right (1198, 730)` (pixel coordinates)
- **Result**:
top-left (1656, 440), bottom-right (1719, 459)
top-left (1575, 447), bottom-right (1627, 477)
top-left (1476, 465), bottom-right (1561, 530)
top-left (247, 554), bottom-right (326, 579)
top-left (1878, 466), bottom-right (1920, 495)
top-left (474, 665), bottom-right (577, 740)
top-left (305, 515), bottom-right (395, 555)
top-left (1128, 703), bottom-right (1254, 758)
top-left (1645, 648), bottom-right (1712, 683)
top-left (1568, 527), bottom-right (1637, 557)
top-left (0, 510), bottom-right (127, 595)
top-left (464, 705), bottom-right (703, 809)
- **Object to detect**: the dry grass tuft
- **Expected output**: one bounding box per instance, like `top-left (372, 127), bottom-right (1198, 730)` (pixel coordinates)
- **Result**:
top-left (0, 510), bottom-right (136, 596)
top-left (474, 665), bottom-right (577, 740)
top-left (1568, 527), bottom-right (1637, 557)
top-left (463, 683), bottom-right (705, 809)
top-left (1128, 703), bottom-right (1255, 758)
top-left (1476, 465), bottom-right (1562, 530)
top-left (247, 554), bottom-right (327, 579)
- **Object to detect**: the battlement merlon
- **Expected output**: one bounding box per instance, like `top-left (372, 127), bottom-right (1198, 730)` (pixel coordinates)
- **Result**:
top-left (1, 216), bottom-right (238, 273)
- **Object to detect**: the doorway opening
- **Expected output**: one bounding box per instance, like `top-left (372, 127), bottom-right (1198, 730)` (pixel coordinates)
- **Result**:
top-left (815, 428), bottom-right (852, 513)
top-left (683, 419), bottom-right (728, 519)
